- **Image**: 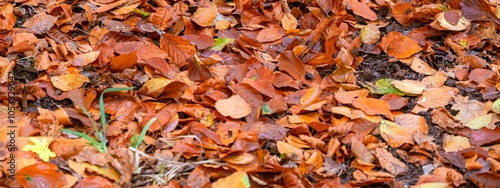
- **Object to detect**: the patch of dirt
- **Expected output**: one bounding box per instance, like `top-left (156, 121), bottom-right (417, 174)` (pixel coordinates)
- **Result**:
top-left (13, 57), bottom-right (38, 83)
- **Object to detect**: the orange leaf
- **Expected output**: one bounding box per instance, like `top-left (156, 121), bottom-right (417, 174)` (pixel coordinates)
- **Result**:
top-left (51, 74), bottom-right (90, 92)
top-left (16, 162), bottom-right (67, 188)
top-left (380, 32), bottom-right (421, 59)
top-left (346, 0), bottom-right (377, 21)
top-left (352, 98), bottom-right (392, 119)
top-left (277, 141), bottom-right (304, 160)
top-left (110, 51), bottom-right (137, 71)
top-left (191, 4), bottom-right (217, 27)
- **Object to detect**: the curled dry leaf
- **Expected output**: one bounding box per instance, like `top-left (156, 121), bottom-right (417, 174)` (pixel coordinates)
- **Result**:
top-left (215, 95), bottom-right (252, 119)
top-left (430, 11), bottom-right (471, 31)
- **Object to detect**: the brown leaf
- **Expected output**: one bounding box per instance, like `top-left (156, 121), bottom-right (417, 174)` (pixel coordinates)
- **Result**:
top-left (374, 147), bottom-right (408, 176)
top-left (451, 95), bottom-right (490, 124)
top-left (22, 13), bottom-right (57, 34)
top-left (391, 3), bottom-right (415, 26)
top-left (256, 27), bottom-right (286, 43)
top-left (277, 141), bottom-right (304, 160)
top-left (461, 0), bottom-right (500, 26)
top-left (469, 172), bottom-right (500, 188)
top-left (212, 171), bottom-right (250, 188)
top-left (443, 134), bottom-right (471, 153)
top-left (148, 7), bottom-right (173, 30)
top-left (160, 33), bottom-right (196, 66)
top-left (346, 0), bottom-right (377, 21)
top-left (380, 94), bottom-right (408, 110)
top-left (281, 13), bottom-right (298, 31)
top-left (49, 138), bottom-right (87, 159)
top-left (277, 51), bottom-right (306, 80)
top-left (243, 122), bottom-right (288, 141)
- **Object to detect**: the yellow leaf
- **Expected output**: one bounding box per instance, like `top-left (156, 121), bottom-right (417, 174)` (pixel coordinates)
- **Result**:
top-left (51, 74), bottom-right (90, 91)
top-left (22, 137), bottom-right (56, 162)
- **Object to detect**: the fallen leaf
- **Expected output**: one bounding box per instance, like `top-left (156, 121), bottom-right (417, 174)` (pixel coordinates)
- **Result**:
top-left (22, 137), bottom-right (56, 162)
top-left (391, 80), bottom-right (426, 95)
top-left (277, 51), bottom-right (306, 80)
top-left (352, 97), bottom-right (392, 119)
top-left (16, 162), bottom-right (67, 188)
top-left (430, 11), bottom-right (471, 31)
top-left (160, 33), bottom-right (196, 67)
top-left (374, 147), bottom-right (408, 176)
top-left (443, 134), bottom-right (471, 152)
top-left (277, 141), bottom-right (304, 160)
top-left (22, 13), bottom-right (57, 34)
top-left (432, 167), bottom-right (466, 187)
top-left (380, 32), bottom-right (421, 59)
top-left (417, 86), bottom-right (458, 108)
top-left (379, 120), bottom-right (414, 147)
top-left (215, 95), bottom-right (252, 119)
top-left (351, 138), bottom-right (375, 163)
top-left (281, 13), bottom-right (298, 31)
top-left (51, 74), bottom-right (90, 92)
top-left (212, 171), bottom-right (251, 188)
top-left (346, 0), bottom-right (377, 21)
top-left (451, 95), bottom-right (490, 124)
top-left (73, 176), bottom-right (115, 188)
top-left (191, 4), bottom-right (218, 27)
top-left (256, 27), bottom-right (285, 43)
top-left (360, 23), bottom-right (381, 44)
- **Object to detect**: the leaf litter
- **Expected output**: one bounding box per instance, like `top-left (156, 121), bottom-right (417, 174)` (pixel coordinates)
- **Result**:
top-left (0, 0), bottom-right (500, 187)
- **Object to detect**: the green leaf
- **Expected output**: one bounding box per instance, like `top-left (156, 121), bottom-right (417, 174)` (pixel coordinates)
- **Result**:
top-left (362, 79), bottom-right (405, 96)
top-left (493, 99), bottom-right (500, 114)
top-left (133, 8), bottom-right (150, 17)
top-left (211, 38), bottom-right (234, 51)
top-left (132, 118), bottom-right (158, 149)
top-left (262, 103), bottom-right (272, 115)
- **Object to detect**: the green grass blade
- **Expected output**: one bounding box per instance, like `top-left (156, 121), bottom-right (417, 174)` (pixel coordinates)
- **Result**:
top-left (132, 117), bottom-right (158, 149)
top-left (99, 87), bottom-right (134, 152)
top-left (61, 129), bottom-right (103, 152)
